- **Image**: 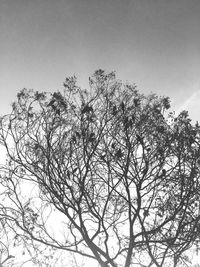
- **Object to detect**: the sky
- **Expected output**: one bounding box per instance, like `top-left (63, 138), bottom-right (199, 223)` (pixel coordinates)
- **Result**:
top-left (1, 0), bottom-right (200, 121)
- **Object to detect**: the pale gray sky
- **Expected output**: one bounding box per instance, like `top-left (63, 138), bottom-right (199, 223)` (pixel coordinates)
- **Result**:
top-left (1, 0), bottom-right (200, 121)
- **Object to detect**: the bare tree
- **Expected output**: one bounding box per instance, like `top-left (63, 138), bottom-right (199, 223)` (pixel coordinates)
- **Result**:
top-left (0, 70), bottom-right (200, 267)
top-left (0, 219), bottom-right (14, 267)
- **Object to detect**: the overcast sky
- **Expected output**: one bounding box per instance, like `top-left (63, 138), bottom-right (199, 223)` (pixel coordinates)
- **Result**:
top-left (1, 0), bottom-right (200, 121)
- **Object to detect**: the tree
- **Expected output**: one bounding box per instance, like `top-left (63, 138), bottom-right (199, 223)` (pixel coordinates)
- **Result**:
top-left (0, 219), bottom-right (14, 267)
top-left (0, 70), bottom-right (200, 267)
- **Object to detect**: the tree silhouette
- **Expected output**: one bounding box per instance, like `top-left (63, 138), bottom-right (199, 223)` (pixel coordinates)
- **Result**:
top-left (0, 70), bottom-right (200, 266)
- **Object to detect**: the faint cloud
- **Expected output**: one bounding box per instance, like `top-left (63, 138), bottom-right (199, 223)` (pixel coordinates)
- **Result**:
top-left (177, 90), bottom-right (200, 122)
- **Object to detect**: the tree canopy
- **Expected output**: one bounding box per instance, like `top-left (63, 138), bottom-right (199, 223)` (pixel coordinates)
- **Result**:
top-left (0, 70), bottom-right (200, 267)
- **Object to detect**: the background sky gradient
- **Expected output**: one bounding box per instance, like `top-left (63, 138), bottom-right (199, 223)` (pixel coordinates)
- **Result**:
top-left (1, 0), bottom-right (200, 121)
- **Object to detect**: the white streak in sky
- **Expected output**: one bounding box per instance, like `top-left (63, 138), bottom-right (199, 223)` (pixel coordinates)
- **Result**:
top-left (176, 89), bottom-right (200, 123)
